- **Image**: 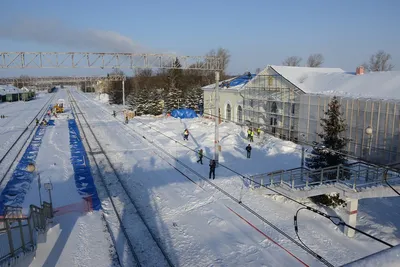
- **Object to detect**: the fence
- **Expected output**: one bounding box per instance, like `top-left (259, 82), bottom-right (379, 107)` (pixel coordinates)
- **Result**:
top-left (0, 202), bottom-right (53, 266)
top-left (250, 162), bottom-right (400, 191)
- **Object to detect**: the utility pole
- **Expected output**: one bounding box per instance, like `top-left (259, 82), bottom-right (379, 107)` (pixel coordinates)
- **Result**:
top-left (214, 71), bottom-right (220, 165)
top-left (301, 146), bottom-right (305, 181)
top-left (122, 77), bottom-right (126, 107)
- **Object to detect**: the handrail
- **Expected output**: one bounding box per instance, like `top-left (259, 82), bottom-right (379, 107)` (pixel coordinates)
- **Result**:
top-left (250, 161), bottom-right (400, 191)
top-left (0, 201), bottom-right (53, 265)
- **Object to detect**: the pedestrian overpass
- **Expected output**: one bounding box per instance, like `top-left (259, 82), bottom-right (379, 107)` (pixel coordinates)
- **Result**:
top-left (249, 162), bottom-right (400, 237)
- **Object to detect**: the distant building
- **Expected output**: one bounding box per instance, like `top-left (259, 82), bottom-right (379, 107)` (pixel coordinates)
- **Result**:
top-left (0, 85), bottom-right (35, 102)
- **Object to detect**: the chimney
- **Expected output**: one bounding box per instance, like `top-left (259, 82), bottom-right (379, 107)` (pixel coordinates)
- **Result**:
top-left (356, 66), bottom-right (365, 75)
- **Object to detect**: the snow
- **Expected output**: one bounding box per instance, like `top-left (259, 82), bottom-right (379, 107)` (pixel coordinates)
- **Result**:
top-left (269, 65), bottom-right (400, 100)
top-left (297, 71), bottom-right (400, 100)
top-left (0, 85), bottom-right (24, 95)
top-left (0, 93), bottom-right (51, 183)
top-left (1, 86), bottom-right (399, 266)
top-left (343, 244), bottom-right (400, 267)
top-left (81, 91), bottom-right (400, 266)
top-left (98, 93), bottom-right (109, 103)
top-left (202, 73), bottom-right (255, 91)
top-left (0, 88), bottom-right (118, 267)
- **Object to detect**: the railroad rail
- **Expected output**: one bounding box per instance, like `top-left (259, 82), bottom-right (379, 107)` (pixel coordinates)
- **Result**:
top-left (74, 90), bottom-right (335, 267)
top-left (67, 89), bottom-right (173, 267)
top-left (0, 93), bottom-right (57, 186)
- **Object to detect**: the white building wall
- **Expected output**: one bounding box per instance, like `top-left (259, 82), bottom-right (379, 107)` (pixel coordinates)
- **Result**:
top-left (203, 89), bottom-right (244, 124)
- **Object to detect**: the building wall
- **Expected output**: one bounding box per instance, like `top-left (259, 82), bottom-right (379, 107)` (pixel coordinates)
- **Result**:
top-left (203, 89), bottom-right (244, 123)
top-left (299, 94), bottom-right (400, 164)
top-left (241, 67), bottom-right (399, 165)
top-left (242, 67), bottom-right (301, 140)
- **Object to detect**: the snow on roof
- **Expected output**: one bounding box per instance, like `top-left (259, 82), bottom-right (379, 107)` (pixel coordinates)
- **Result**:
top-left (269, 65), bottom-right (400, 100)
top-left (202, 73), bottom-right (256, 91)
top-left (0, 85), bottom-right (23, 96)
top-left (294, 71), bottom-right (400, 100)
top-left (269, 65), bottom-right (346, 90)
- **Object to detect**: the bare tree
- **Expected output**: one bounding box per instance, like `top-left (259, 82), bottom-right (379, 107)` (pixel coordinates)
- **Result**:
top-left (364, 50), bottom-right (394, 72)
top-left (282, 56), bottom-right (302, 66)
top-left (206, 47), bottom-right (230, 78)
top-left (307, 53), bottom-right (324, 67)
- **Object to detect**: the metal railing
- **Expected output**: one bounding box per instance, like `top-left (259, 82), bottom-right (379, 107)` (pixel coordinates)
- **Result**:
top-left (250, 162), bottom-right (400, 191)
top-left (0, 202), bottom-right (53, 266)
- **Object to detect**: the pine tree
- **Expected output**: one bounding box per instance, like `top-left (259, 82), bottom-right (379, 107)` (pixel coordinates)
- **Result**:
top-left (305, 96), bottom-right (348, 207)
top-left (306, 96), bottom-right (348, 170)
top-left (164, 58), bottom-right (184, 112)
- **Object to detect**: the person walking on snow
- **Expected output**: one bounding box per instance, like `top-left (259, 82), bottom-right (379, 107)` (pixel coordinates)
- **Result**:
top-left (125, 115), bottom-right (129, 124)
top-left (197, 149), bottom-right (204, 164)
top-left (113, 110), bottom-right (116, 117)
top-left (246, 144), bottom-right (252, 158)
top-left (249, 130), bottom-right (254, 142)
top-left (35, 118), bottom-right (39, 126)
top-left (257, 127), bottom-right (261, 137)
top-left (209, 159), bottom-right (216, 179)
top-left (247, 128), bottom-right (251, 140)
top-left (183, 129), bottom-right (189, 141)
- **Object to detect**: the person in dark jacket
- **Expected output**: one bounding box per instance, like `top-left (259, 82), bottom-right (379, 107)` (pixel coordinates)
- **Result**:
top-left (209, 159), bottom-right (216, 179)
top-left (113, 110), bottom-right (116, 117)
top-left (246, 144), bottom-right (252, 158)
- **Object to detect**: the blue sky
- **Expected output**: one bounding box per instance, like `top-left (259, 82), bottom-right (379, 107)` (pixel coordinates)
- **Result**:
top-left (0, 0), bottom-right (399, 76)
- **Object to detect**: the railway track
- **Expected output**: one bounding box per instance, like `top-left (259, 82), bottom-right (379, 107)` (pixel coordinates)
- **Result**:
top-left (0, 92), bottom-right (58, 186)
top-left (67, 90), bottom-right (173, 267)
top-left (74, 90), bottom-right (334, 267)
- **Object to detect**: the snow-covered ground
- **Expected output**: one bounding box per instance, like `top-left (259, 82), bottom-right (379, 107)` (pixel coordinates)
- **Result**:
top-left (0, 89), bottom-right (118, 267)
top-left (1, 87), bottom-right (399, 267)
top-left (0, 93), bottom-right (51, 161)
top-left (78, 91), bottom-right (400, 266)
top-left (0, 94), bottom-right (51, 177)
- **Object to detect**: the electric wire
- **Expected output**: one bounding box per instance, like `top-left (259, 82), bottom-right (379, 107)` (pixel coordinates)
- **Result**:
top-left (132, 116), bottom-right (395, 248)
top-left (115, 114), bottom-right (335, 266)
top-left (68, 90), bottom-right (174, 267)
top-left (202, 111), bottom-right (400, 171)
top-left (201, 111), bottom-right (400, 197)
top-left (79, 93), bottom-right (334, 266)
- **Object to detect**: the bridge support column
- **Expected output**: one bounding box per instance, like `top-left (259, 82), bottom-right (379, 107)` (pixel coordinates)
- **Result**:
top-left (344, 198), bottom-right (358, 238)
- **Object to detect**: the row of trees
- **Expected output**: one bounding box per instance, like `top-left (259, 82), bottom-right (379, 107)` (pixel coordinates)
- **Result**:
top-left (104, 48), bottom-right (232, 115)
top-left (281, 50), bottom-right (395, 71)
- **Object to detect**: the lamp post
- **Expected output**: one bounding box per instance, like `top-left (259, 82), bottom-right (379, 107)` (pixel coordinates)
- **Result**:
top-left (365, 126), bottom-right (373, 156)
top-left (26, 163), bottom-right (42, 206)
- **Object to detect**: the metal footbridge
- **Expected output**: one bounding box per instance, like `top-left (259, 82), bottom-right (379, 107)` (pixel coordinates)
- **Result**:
top-left (249, 162), bottom-right (400, 199)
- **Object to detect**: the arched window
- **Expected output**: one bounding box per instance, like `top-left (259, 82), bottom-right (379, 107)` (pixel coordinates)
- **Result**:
top-left (226, 104), bottom-right (231, 121)
top-left (237, 105), bottom-right (243, 123)
top-left (271, 102), bottom-right (278, 113)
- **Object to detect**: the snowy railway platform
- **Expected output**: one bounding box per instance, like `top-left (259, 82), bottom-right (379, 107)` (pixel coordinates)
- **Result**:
top-left (0, 89), bottom-right (118, 267)
top-left (0, 87), bottom-right (399, 267)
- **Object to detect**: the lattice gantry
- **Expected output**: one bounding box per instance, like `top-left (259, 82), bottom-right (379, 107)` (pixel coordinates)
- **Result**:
top-left (0, 52), bottom-right (222, 71)
top-left (0, 75), bottom-right (126, 84)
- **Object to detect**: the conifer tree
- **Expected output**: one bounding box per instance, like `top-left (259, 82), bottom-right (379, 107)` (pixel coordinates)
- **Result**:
top-left (306, 96), bottom-right (348, 170)
top-left (164, 58), bottom-right (184, 112)
top-left (306, 96), bottom-right (349, 207)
